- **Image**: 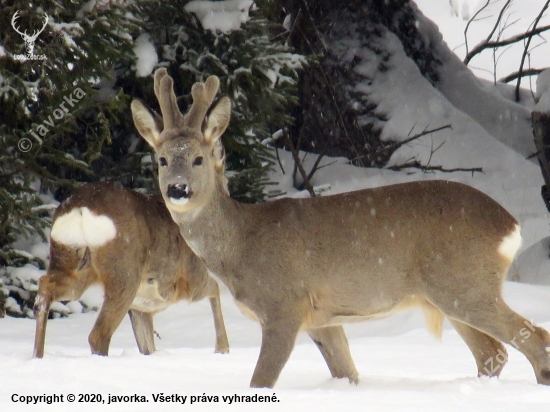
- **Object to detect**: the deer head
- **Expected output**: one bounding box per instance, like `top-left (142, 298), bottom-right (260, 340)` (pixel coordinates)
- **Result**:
top-left (11, 11), bottom-right (48, 57)
top-left (131, 69), bottom-right (231, 213)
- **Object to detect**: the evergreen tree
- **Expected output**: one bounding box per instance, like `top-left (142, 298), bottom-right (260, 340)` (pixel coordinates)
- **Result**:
top-left (0, 0), bottom-right (140, 316)
top-left (128, 0), bottom-right (304, 202)
top-left (0, 0), bottom-right (304, 317)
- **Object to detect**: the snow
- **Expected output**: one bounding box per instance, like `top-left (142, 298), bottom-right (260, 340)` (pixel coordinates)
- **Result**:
top-left (3, 2), bottom-right (550, 410)
top-left (185, 0), bottom-right (255, 33)
top-left (1, 282), bottom-right (550, 411)
top-left (415, 0), bottom-right (550, 85)
top-left (133, 33), bottom-right (158, 78)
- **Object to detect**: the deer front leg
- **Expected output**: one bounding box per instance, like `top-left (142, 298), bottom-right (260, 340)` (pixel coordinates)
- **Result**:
top-left (250, 317), bottom-right (302, 388)
top-left (208, 283), bottom-right (229, 354)
top-left (128, 309), bottom-right (156, 355)
top-left (209, 296), bottom-right (230, 354)
top-left (308, 326), bottom-right (359, 383)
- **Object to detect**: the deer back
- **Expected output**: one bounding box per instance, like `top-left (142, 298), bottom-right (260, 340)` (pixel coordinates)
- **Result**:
top-left (47, 182), bottom-right (209, 307)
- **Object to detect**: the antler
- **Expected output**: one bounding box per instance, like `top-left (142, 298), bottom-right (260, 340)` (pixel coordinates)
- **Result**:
top-left (11, 11), bottom-right (27, 37)
top-left (154, 69), bottom-right (185, 130)
top-left (184, 76), bottom-right (220, 130)
top-left (153, 69), bottom-right (221, 132)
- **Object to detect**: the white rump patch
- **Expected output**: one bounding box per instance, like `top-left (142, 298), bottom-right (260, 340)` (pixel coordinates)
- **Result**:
top-left (498, 224), bottom-right (522, 262)
top-left (51, 207), bottom-right (117, 247)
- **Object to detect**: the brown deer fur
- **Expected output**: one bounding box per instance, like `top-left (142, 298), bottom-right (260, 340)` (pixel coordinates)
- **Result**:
top-left (33, 181), bottom-right (229, 358)
top-left (130, 68), bottom-right (550, 388)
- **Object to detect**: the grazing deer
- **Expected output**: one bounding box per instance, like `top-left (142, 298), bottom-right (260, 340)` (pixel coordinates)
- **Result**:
top-left (130, 68), bottom-right (550, 388)
top-left (33, 182), bottom-right (229, 358)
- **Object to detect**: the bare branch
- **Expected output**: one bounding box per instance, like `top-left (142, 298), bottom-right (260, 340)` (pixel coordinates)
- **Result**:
top-left (499, 67), bottom-right (547, 83)
top-left (515, 0), bottom-right (550, 101)
top-left (283, 128), bottom-right (316, 197)
top-left (306, 153), bottom-right (325, 183)
top-left (387, 160), bottom-right (483, 175)
top-left (275, 147), bottom-right (285, 175)
top-left (464, 0), bottom-right (492, 56)
top-left (352, 124), bottom-right (452, 163)
top-left (485, 0), bottom-right (513, 43)
top-left (464, 24), bottom-right (550, 65)
top-left (285, 8), bottom-right (302, 46)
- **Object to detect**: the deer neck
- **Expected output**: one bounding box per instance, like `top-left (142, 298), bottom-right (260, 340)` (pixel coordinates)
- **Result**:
top-left (170, 180), bottom-right (246, 289)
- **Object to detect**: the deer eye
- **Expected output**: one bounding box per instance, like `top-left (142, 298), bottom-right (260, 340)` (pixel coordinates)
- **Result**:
top-left (193, 156), bottom-right (203, 166)
top-left (159, 157), bottom-right (168, 167)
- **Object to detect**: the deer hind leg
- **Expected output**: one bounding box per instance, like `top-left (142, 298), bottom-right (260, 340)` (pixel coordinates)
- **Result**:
top-left (307, 325), bottom-right (359, 384)
top-left (128, 309), bottom-right (156, 355)
top-left (250, 315), bottom-right (302, 388)
top-left (33, 291), bottom-right (53, 359)
top-left (208, 283), bottom-right (229, 354)
top-left (88, 271), bottom-right (139, 356)
top-left (428, 289), bottom-right (550, 385)
top-left (33, 261), bottom-right (95, 358)
top-left (448, 318), bottom-right (508, 377)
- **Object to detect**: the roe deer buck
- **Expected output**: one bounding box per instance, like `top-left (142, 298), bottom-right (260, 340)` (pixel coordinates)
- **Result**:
top-left (130, 68), bottom-right (550, 388)
top-left (33, 181), bottom-right (229, 358)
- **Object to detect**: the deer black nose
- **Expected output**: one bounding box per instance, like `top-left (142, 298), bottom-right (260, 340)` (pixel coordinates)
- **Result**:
top-left (167, 183), bottom-right (190, 200)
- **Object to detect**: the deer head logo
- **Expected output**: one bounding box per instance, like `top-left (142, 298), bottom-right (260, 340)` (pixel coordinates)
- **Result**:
top-left (11, 11), bottom-right (48, 60)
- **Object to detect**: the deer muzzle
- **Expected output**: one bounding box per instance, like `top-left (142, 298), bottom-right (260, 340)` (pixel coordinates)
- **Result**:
top-left (167, 183), bottom-right (191, 205)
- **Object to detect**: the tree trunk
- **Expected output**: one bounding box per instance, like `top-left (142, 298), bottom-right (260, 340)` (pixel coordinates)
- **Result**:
top-left (533, 111), bottom-right (550, 212)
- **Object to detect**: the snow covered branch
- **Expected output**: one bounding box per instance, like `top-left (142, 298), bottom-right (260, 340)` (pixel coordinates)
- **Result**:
top-left (499, 68), bottom-right (547, 83)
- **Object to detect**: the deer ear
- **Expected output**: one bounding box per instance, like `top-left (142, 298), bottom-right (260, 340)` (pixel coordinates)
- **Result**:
top-left (131, 99), bottom-right (163, 149)
top-left (203, 96), bottom-right (231, 145)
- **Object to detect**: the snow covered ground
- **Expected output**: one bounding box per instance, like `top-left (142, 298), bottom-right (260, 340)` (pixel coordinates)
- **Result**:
top-left (1, 281), bottom-right (550, 412)
top-left (2, 1), bottom-right (550, 411)
top-left (3, 145), bottom-right (550, 411)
